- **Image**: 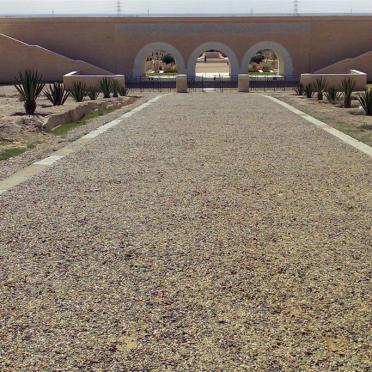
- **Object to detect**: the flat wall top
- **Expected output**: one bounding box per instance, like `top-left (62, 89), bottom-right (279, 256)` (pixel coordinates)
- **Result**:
top-left (1, 15), bottom-right (372, 25)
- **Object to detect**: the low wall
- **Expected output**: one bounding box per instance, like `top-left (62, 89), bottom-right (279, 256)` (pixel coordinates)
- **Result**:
top-left (300, 70), bottom-right (367, 91)
top-left (44, 98), bottom-right (130, 131)
top-left (63, 71), bottom-right (125, 90)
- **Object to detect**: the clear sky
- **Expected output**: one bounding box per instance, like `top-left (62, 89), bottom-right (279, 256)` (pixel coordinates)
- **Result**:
top-left (1, 0), bottom-right (371, 15)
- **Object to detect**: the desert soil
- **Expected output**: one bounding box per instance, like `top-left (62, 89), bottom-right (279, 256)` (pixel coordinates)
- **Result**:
top-left (0, 92), bottom-right (371, 370)
top-left (0, 85), bottom-right (150, 180)
top-left (0, 85), bottom-right (136, 152)
top-left (272, 91), bottom-right (372, 146)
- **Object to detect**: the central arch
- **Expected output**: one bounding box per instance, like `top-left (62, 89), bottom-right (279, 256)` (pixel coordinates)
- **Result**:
top-left (187, 42), bottom-right (239, 78)
top-left (241, 41), bottom-right (294, 78)
top-left (132, 42), bottom-right (186, 78)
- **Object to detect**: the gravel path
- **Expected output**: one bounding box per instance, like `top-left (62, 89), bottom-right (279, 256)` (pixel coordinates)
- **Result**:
top-left (1, 92), bottom-right (371, 370)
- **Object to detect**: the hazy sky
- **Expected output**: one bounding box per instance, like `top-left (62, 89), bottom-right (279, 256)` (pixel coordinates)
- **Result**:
top-left (1, 0), bottom-right (372, 15)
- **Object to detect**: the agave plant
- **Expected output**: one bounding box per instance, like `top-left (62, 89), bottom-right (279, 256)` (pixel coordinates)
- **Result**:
top-left (304, 83), bottom-right (314, 98)
top-left (14, 70), bottom-right (45, 115)
top-left (69, 81), bottom-right (87, 102)
top-left (340, 78), bottom-right (356, 108)
top-left (100, 78), bottom-right (112, 99)
top-left (358, 88), bottom-right (372, 116)
top-left (325, 86), bottom-right (341, 104)
top-left (44, 82), bottom-right (69, 106)
top-left (119, 86), bottom-right (129, 97)
top-left (112, 80), bottom-right (120, 98)
top-left (314, 78), bottom-right (327, 101)
top-left (87, 86), bottom-right (99, 100)
top-left (294, 83), bottom-right (304, 96)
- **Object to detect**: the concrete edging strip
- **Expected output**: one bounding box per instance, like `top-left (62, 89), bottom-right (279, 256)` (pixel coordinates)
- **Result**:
top-left (263, 95), bottom-right (372, 158)
top-left (0, 95), bottom-right (164, 196)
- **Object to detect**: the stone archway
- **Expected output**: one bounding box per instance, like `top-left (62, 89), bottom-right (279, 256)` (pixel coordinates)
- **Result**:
top-left (241, 41), bottom-right (294, 78)
top-left (187, 42), bottom-right (239, 77)
top-left (132, 42), bottom-right (186, 78)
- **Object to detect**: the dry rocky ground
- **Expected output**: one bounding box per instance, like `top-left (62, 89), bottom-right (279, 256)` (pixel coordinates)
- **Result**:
top-left (0, 85), bottom-right (149, 180)
top-left (272, 91), bottom-right (372, 146)
top-left (0, 85), bottom-right (138, 152)
top-left (0, 92), bottom-right (371, 370)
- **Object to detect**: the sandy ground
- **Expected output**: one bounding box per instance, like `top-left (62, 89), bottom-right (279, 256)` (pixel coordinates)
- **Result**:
top-left (0, 92), bottom-right (153, 181)
top-left (0, 85), bottom-right (133, 152)
top-left (272, 92), bottom-right (372, 146)
top-left (0, 93), bottom-right (371, 370)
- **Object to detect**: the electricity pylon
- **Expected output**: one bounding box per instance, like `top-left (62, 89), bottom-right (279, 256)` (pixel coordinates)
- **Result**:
top-left (293, 0), bottom-right (299, 15)
top-left (116, 1), bottom-right (122, 16)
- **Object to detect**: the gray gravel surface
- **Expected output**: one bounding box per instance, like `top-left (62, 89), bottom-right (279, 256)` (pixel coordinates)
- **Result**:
top-left (1, 92), bottom-right (371, 370)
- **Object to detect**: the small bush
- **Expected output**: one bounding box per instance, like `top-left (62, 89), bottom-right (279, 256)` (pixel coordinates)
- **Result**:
top-left (251, 53), bottom-right (264, 64)
top-left (119, 86), bottom-right (129, 97)
top-left (325, 86), bottom-right (341, 104)
top-left (87, 87), bottom-right (99, 100)
top-left (304, 83), bottom-right (314, 98)
top-left (69, 81), bottom-right (86, 102)
top-left (14, 70), bottom-right (45, 115)
top-left (249, 63), bottom-right (259, 73)
top-left (44, 82), bottom-right (69, 106)
top-left (161, 54), bottom-right (175, 65)
top-left (163, 65), bottom-right (177, 73)
top-left (358, 88), bottom-right (372, 115)
top-left (100, 78), bottom-right (112, 98)
top-left (314, 78), bottom-right (327, 101)
top-left (112, 81), bottom-right (120, 98)
top-left (294, 83), bottom-right (304, 96)
top-left (340, 78), bottom-right (356, 108)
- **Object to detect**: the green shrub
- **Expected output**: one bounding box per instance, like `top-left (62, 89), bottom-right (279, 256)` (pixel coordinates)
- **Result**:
top-left (87, 87), bottom-right (99, 100)
top-left (251, 53), bottom-right (264, 64)
top-left (340, 78), bottom-right (356, 108)
top-left (14, 70), bottom-right (45, 115)
top-left (314, 78), bottom-right (327, 101)
top-left (304, 83), bottom-right (314, 98)
top-left (100, 78), bottom-right (112, 98)
top-left (358, 88), bottom-right (372, 116)
top-left (325, 86), bottom-right (341, 104)
top-left (161, 54), bottom-right (175, 65)
top-left (112, 80), bottom-right (120, 98)
top-left (294, 83), bottom-right (304, 96)
top-left (69, 81), bottom-right (86, 102)
top-left (119, 86), bottom-right (129, 97)
top-left (44, 82), bottom-right (69, 106)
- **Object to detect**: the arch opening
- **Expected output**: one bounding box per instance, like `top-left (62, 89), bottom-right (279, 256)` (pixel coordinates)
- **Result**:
top-left (241, 41), bottom-right (294, 79)
top-left (132, 42), bottom-right (186, 79)
top-left (144, 50), bottom-right (178, 78)
top-left (195, 49), bottom-right (231, 79)
top-left (248, 49), bottom-right (281, 77)
top-left (188, 42), bottom-right (239, 79)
